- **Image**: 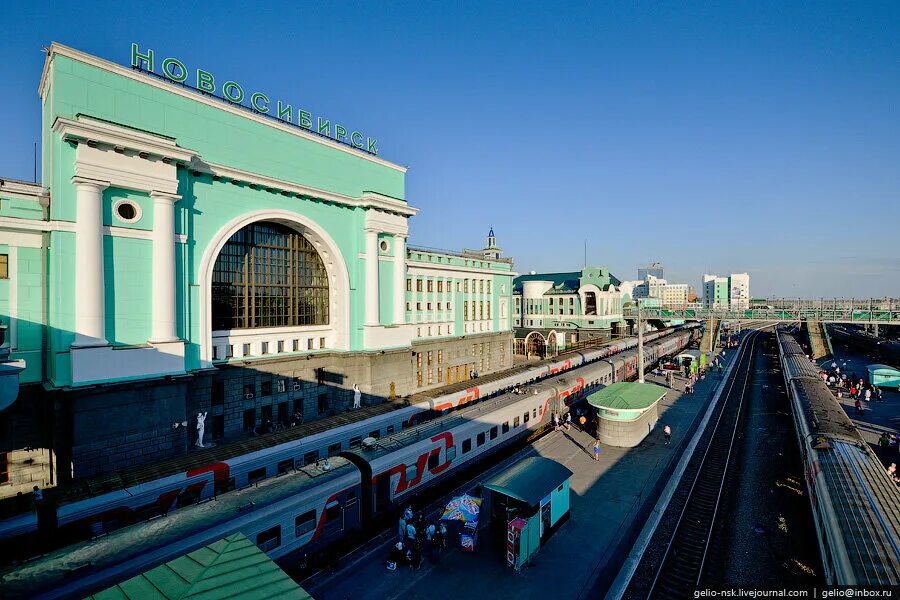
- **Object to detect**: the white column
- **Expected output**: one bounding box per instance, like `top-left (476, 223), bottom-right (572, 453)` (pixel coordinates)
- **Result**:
top-left (365, 228), bottom-right (380, 326)
top-left (149, 191), bottom-right (180, 343)
top-left (72, 177), bottom-right (109, 348)
top-left (393, 234), bottom-right (406, 325)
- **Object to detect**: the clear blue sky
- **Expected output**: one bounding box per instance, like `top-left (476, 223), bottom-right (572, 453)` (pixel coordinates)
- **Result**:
top-left (2, 1), bottom-right (898, 298)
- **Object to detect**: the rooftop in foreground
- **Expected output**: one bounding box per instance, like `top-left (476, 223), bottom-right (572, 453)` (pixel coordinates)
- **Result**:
top-left (86, 533), bottom-right (313, 600)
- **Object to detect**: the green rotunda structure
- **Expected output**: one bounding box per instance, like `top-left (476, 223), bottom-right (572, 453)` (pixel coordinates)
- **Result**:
top-left (0, 43), bottom-right (516, 493)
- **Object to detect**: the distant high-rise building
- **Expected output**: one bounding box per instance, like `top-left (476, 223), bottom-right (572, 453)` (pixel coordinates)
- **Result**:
top-left (703, 273), bottom-right (751, 309)
top-left (631, 275), bottom-right (690, 308)
top-left (638, 262), bottom-right (665, 281)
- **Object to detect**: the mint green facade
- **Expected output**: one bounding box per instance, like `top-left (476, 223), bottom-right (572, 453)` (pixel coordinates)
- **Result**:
top-left (2, 43), bottom-right (515, 392)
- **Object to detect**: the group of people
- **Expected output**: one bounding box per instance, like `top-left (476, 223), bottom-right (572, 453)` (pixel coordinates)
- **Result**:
top-left (878, 433), bottom-right (900, 469)
top-left (818, 360), bottom-right (883, 416)
top-left (388, 505), bottom-right (447, 571)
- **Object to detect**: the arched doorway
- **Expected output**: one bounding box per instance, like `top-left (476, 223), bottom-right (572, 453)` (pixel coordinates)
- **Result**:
top-left (525, 331), bottom-right (547, 359)
top-left (547, 331), bottom-right (558, 356)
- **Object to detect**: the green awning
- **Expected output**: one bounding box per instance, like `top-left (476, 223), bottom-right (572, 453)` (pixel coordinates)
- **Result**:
top-left (87, 533), bottom-right (313, 600)
top-left (587, 382), bottom-right (666, 411)
top-left (482, 456), bottom-right (573, 507)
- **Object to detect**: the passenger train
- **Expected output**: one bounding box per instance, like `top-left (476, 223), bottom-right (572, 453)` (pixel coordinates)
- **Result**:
top-left (777, 331), bottom-right (900, 585)
top-left (0, 329), bottom-right (699, 599)
top-left (0, 325), bottom-right (696, 555)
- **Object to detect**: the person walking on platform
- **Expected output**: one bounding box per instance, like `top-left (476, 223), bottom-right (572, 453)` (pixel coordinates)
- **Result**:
top-left (663, 424), bottom-right (672, 446)
top-left (564, 412), bottom-right (571, 431)
top-left (593, 439), bottom-right (601, 461)
top-left (854, 398), bottom-right (863, 416)
top-left (552, 412), bottom-right (559, 430)
top-left (579, 414), bottom-right (587, 431)
top-left (865, 388), bottom-right (872, 403)
top-left (399, 514), bottom-right (407, 544)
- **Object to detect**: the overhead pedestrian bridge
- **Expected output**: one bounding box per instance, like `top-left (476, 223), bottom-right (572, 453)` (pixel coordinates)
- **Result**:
top-left (624, 299), bottom-right (900, 325)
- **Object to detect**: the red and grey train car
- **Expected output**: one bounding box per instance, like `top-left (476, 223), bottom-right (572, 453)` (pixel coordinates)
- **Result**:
top-left (0, 329), bottom-right (697, 598)
top-left (777, 331), bottom-right (900, 585)
top-left (0, 326), bottom-right (698, 559)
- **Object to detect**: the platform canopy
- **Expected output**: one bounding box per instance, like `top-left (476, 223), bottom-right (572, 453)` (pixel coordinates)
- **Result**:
top-left (87, 533), bottom-right (313, 600)
top-left (482, 456), bottom-right (573, 508)
top-left (588, 382), bottom-right (666, 412)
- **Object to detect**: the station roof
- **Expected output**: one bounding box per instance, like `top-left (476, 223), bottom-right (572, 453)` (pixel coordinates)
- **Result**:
top-left (482, 456), bottom-right (573, 507)
top-left (86, 533), bottom-right (313, 600)
top-left (868, 364), bottom-right (900, 375)
top-left (587, 382), bottom-right (666, 411)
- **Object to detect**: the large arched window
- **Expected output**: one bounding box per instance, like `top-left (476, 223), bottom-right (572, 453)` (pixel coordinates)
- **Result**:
top-left (211, 221), bottom-right (329, 330)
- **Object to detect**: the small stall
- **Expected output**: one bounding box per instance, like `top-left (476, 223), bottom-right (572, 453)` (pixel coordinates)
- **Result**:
top-left (440, 493), bottom-right (482, 552)
top-left (480, 456), bottom-right (573, 571)
top-left (867, 364), bottom-right (900, 388)
top-left (588, 382), bottom-right (667, 447)
top-left (675, 349), bottom-right (702, 374)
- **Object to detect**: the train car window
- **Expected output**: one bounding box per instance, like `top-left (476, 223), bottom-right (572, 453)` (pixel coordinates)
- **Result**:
top-left (514, 416), bottom-right (520, 427)
top-left (369, 429), bottom-right (381, 439)
top-left (532, 408), bottom-right (538, 419)
top-left (447, 446), bottom-right (457, 461)
top-left (490, 426), bottom-right (498, 440)
top-left (345, 491), bottom-right (358, 512)
top-left (503, 421), bottom-right (510, 433)
top-left (428, 452), bottom-right (440, 470)
top-left (303, 451), bottom-right (319, 466)
top-left (349, 436), bottom-right (363, 449)
top-left (462, 439), bottom-right (472, 453)
top-left (523, 412), bottom-right (529, 424)
top-left (406, 464), bottom-right (418, 482)
top-left (295, 510), bottom-right (316, 537)
top-left (257, 525), bottom-right (281, 552)
top-left (386, 425), bottom-right (395, 435)
top-left (277, 459), bottom-right (294, 475)
top-left (477, 432), bottom-right (486, 447)
top-left (328, 442), bottom-right (342, 456)
top-left (248, 467), bottom-right (267, 484)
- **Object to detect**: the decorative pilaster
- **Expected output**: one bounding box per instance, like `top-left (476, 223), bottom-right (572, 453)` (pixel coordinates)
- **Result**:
top-left (149, 191), bottom-right (180, 343)
top-left (365, 228), bottom-right (380, 326)
top-left (71, 177), bottom-right (109, 348)
top-left (393, 234), bottom-right (406, 325)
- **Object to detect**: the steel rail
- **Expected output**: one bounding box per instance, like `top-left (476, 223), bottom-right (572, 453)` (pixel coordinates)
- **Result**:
top-left (646, 330), bottom-right (760, 599)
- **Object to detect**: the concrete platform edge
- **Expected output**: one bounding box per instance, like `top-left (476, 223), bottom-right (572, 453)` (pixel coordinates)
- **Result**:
top-left (602, 333), bottom-right (752, 600)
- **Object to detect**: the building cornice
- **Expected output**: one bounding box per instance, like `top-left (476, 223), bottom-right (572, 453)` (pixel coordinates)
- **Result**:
top-left (53, 116), bottom-right (196, 163)
top-left (0, 179), bottom-right (44, 200)
top-left (189, 157), bottom-right (418, 218)
top-left (39, 43), bottom-right (408, 174)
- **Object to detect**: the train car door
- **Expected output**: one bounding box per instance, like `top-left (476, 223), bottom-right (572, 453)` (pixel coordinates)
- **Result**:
top-left (375, 473), bottom-right (391, 514)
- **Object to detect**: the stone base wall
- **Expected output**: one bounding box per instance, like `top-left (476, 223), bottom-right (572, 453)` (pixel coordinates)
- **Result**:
top-left (596, 405), bottom-right (659, 447)
top-left (3, 332), bottom-right (518, 482)
top-left (410, 331), bottom-right (514, 392)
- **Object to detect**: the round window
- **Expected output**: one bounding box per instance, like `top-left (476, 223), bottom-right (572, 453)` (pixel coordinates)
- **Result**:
top-left (114, 200), bottom-right (141, 223)
top-left (379, 240), bottom-right (389, 252)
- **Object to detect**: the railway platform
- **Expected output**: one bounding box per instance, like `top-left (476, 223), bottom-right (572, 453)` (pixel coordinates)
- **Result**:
top-left (820, 345), bottom-right (900, 460)
top-left (309, 349), bottom-right (737, 600)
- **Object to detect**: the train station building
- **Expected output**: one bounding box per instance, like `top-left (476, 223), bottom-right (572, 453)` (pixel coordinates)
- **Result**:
top-left (512, 267), bottom-right (629, 357)
top-left (0, 43), bottom-right (515, 490)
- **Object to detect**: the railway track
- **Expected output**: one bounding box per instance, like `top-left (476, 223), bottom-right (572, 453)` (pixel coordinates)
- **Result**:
top-left (646, 330), bottom-right (760, 599)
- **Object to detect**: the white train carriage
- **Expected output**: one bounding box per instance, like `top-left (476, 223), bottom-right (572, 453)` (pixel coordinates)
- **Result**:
top-left (0, 326), bottom-right (702, 598)
top-left (0, 459), bottom-right (363, 600)
top-left (0, 326), bottom-right (697, 557)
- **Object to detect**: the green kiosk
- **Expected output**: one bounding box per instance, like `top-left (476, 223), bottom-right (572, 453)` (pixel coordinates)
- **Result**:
top-left (480, 456), bottom-right (573, 572)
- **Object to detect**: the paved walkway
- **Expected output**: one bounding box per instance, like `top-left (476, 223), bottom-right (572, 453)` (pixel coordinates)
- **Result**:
top-left (311, 351), bottom-right (735, 600)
